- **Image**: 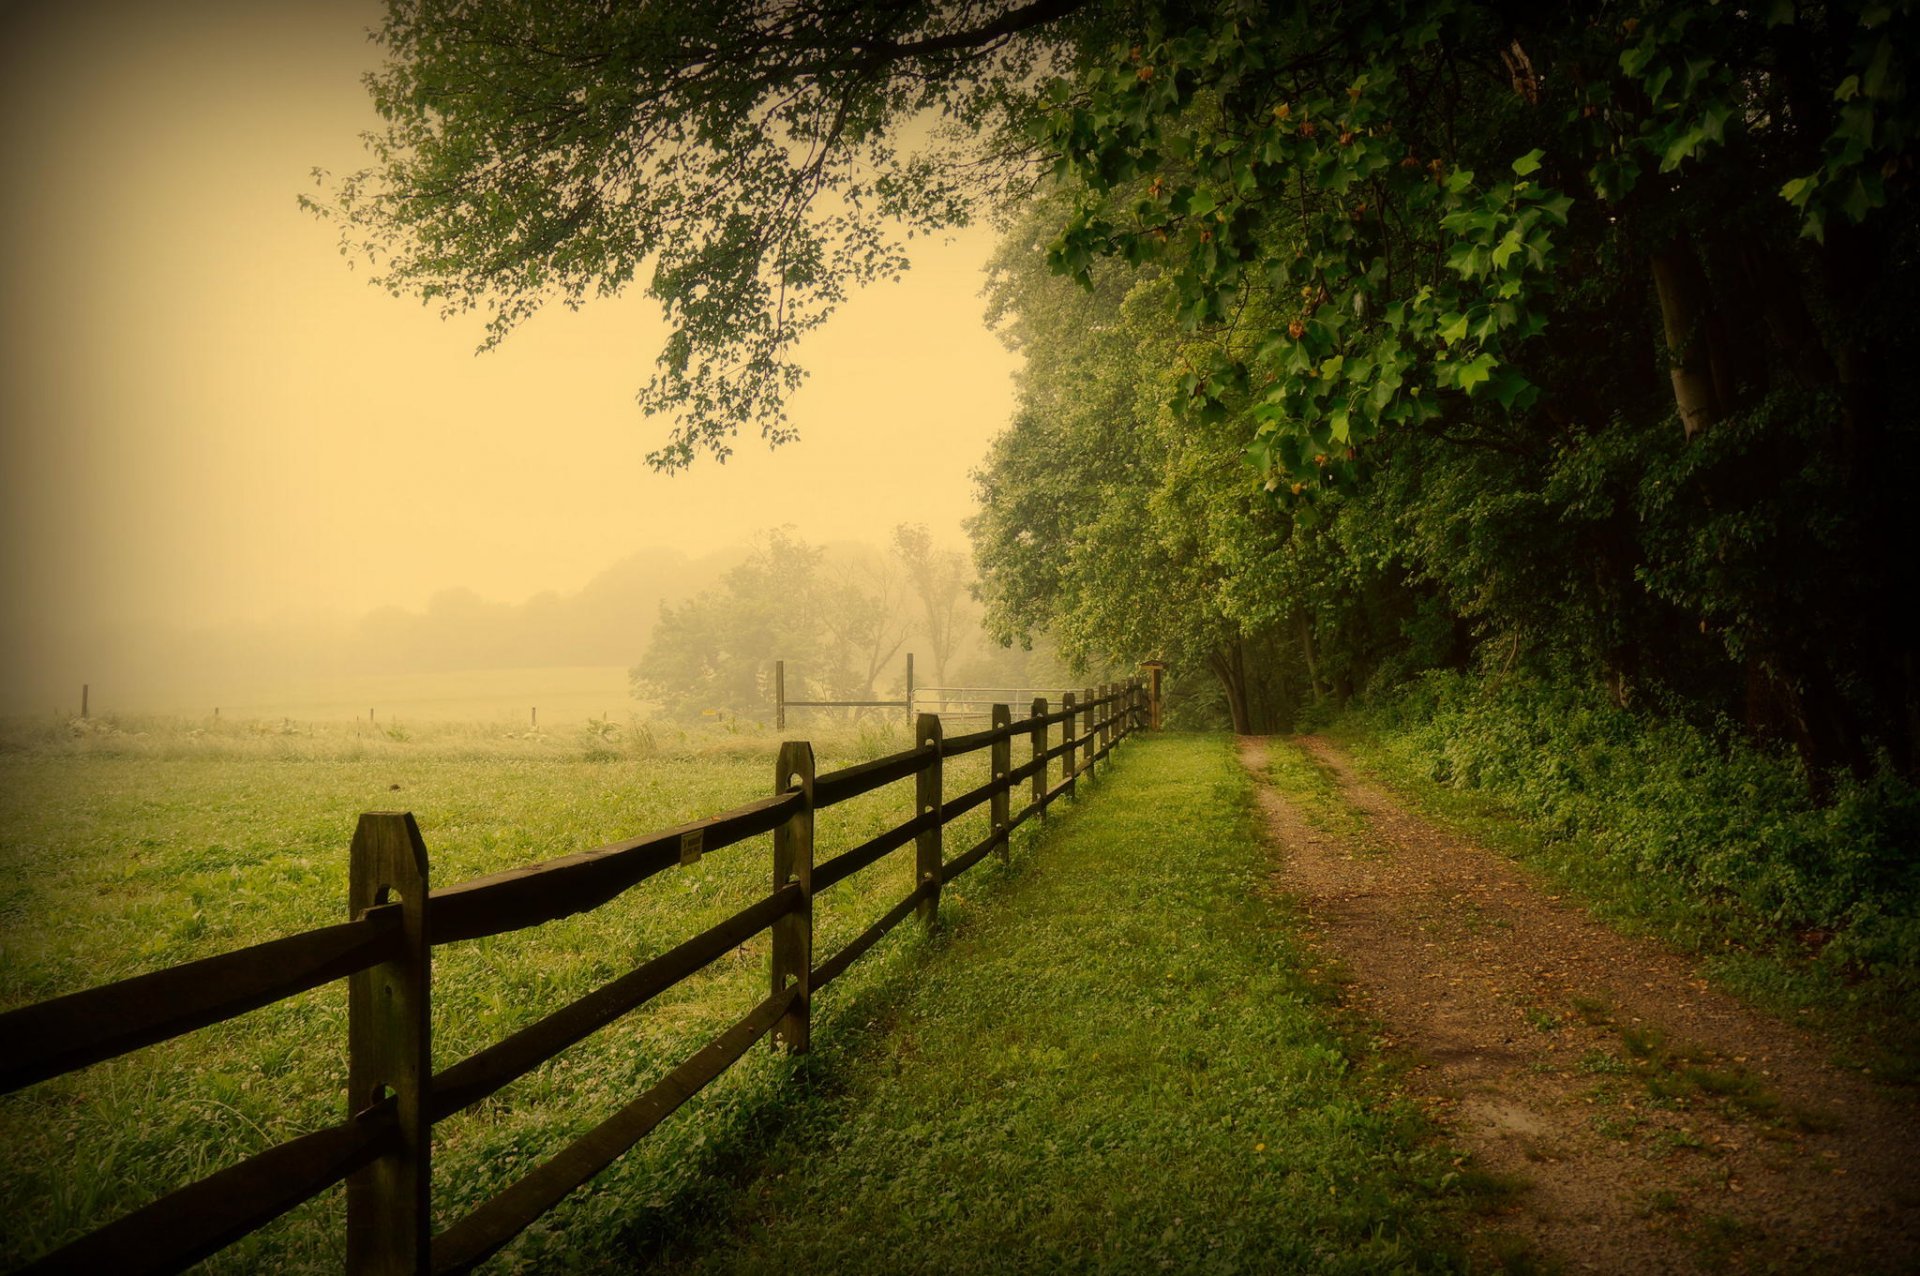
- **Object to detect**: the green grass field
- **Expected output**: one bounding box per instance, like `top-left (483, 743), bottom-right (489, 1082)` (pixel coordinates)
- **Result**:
top-left (0, 714), bottom-right (1000, 1272)
top-left (1, 724), bottom-right (1487, 1272)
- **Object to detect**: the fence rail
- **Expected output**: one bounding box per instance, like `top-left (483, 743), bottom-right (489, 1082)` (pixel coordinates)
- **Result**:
top-left (0, 678), bottom-right (1154, 1275)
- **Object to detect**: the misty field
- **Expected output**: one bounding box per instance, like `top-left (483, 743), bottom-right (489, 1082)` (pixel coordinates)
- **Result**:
top-left (0, 713), bottom-right (1004, 1272)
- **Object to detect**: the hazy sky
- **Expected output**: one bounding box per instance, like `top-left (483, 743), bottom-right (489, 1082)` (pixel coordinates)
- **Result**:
top-left (0, 0), bottom-right (1017, 644)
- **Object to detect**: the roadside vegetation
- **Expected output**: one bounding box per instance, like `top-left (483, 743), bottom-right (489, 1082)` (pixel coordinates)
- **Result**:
top-left (1317, 675), bottom-right (1920, 1079)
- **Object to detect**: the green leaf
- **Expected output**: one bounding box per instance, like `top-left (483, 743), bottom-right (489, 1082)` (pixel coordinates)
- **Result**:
top-left (1511, 149), bottom-right (1544, 177)
top-left (1492, 227), bottom-right (1524, 270)
top-left (1457, 353), bottom-right (1497, 395)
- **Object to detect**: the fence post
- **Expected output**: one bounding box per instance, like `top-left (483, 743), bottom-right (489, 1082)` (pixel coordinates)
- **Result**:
top-left (1100, 682), bottom-right (1113, 753)
top-left (1030, 697), bottom-right (1047, 822)
top-left (915, 713), bottom-right (943, 929)
top-left (1082, 686), bottom-right (1096, 782)
top-left (775, 660), bottom-right (786, 732)
top-left (771, 740), bottom-right (814, 1054)
top-left (904, 653), bottom-right (915, 723)
top-left (990, 703), bottom-right (1012, 864)
top-left (1144, 662), bottom-right (1164, 730)
top-left (346, 812), bottom-right (431, 1276)
top-left (1060, 692), bottom-right (1076, 800)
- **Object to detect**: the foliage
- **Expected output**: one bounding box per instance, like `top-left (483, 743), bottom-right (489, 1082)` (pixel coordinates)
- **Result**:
top-left (1014, 0), bottom-right (1918, 780)
top-left (1349, 672), bottom-right (1920, 1034)
top-left (308, 0), bottom-right (1121, 469)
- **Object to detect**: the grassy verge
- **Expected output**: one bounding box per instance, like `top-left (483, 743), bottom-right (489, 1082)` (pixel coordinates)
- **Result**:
top-left (640, 734), bottom-right (1485, 1275)
top-left (1319, 699), bottom-right (1920, 1083)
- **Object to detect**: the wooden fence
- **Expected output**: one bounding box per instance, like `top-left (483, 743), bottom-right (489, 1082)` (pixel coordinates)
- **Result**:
top-left (0, 680), bottom-right (1151, 1275)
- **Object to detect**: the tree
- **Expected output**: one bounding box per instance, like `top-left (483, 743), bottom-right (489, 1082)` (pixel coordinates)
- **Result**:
top-left (891, 524), bottom-right (973, 686)
top-left (972, 198), bottom-right (1329, 731)
top-left (630, 529), bottom-right (920, 720)
top-left (1036, 0), bottom-right (1917, 779)
top-left (817, 554), bottom-right (912, 704)
top-left (631, 528), bottom-right (826, 719)
top-left (309, 0), bottom-right (1114, 469)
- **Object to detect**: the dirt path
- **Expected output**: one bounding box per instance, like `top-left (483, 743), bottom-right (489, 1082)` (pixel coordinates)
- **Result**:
top-left (1240, 735), bottom-right (1918, 1274)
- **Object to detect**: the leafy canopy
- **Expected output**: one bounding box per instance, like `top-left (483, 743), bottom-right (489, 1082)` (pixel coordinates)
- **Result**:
top-left (309, 0), bottom-right (1100, 468)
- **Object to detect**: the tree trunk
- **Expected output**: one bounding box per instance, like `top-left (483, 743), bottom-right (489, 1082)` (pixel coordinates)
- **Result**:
top-left (1296, 614), bottom-right (1325, 701)
top-left (1650, 232), bottom-right (1724, 440)
top-left (1210, 648), bottom-right (1253, 734)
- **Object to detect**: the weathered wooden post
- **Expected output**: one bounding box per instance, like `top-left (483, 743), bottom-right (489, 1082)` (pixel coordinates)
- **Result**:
top-left (80, 684), bottom-right (88, 719)
top-left (1142, 661), bottom-right (1166, 730)
top-left (1082, 686), bottom-right (1096, 781)
top-left (1030, 697), bottom-right (1048, 821)
top-left (915, 713), bottom-right (943, 929)
top-left (1060, 691), bottom-right (1077, 800)
top-left (904, 653), bottom-right (915, 723)
top-left (771, 740), bottom-right (814, 1054)
top-left (774, 660), bottom-right (786, 731)
top-left (346, 812), bottom-right (432, 1276)
top-left (990, 703), bottom-right (1012, 864)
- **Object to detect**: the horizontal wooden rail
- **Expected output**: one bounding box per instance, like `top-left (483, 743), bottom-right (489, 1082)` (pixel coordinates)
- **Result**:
top-left (430, 988), bottom-right (796, 1276)
top-left (428, 885), bottom-right (800, 1121)
top-left (812, 811), bottom-right (935, 892)
top-left (428, 792), bottom-right (800, 945)
top-left (0, 907), bottom-right (401, 1094)
top-left (812, 747), bottom-right (928, 808)
top-left (779, 699), bottom-right (901, 709)
top-left (939, 719), bottom-right (1024, 757)
top-left (810, 880), bottom-right (938, 991)
top-left (20, 1099), bottom-right (399, 1276)
top-left (943, 826), bottom-right (1005, 882)
top-left (939, 774), bottom-right (1002, 824)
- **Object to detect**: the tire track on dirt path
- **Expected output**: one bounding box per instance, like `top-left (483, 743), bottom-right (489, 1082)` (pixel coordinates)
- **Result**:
top-left (1240, 735), bottom-right (1919, 1274)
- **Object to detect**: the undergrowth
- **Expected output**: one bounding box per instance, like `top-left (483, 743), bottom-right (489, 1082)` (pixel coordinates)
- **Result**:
top-left (1334, 672), bottom-right (1920, 1077)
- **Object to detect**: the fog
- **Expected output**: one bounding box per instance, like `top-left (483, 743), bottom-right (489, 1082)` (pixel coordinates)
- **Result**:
top-left (0, 0), bottom-right (1021, 722)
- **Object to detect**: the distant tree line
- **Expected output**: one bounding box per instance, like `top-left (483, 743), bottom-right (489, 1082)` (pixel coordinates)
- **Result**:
top-left (628, 525), bottom-right (1031, 721)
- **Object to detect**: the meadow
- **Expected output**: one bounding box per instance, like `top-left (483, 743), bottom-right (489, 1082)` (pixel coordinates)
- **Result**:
top-left (0, 710), bottom-right (999, 1272)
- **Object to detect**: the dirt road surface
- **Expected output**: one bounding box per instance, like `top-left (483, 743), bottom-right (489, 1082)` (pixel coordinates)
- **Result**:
top-left (1241, 735), bottom-right (1918, 1273)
